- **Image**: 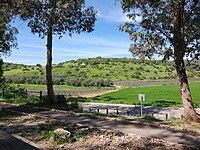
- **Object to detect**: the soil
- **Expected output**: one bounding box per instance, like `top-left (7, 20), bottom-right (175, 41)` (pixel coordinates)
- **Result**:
top-left (0, 111), bottom-right (198, 150)
top-left (80, 85), bottom-right (121, 98)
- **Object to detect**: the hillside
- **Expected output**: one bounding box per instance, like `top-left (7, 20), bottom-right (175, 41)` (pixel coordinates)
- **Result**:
top-left (3, 58), bottom-right (200, 86)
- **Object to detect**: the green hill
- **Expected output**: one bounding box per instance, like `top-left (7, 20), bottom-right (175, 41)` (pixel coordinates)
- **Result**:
top-left (3, 57), bottom-right (200, 86)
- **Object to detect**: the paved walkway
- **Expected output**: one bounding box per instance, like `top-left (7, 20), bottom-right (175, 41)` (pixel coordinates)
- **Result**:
top-left (79, 102), bottom-right (200, 120)
top-left (0, 103), bottom-right (200, 148)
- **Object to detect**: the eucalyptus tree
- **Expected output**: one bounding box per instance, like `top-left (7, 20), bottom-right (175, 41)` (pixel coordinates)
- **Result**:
top-left (0, 59), bottom-right (5, 87)
top-left (0, 1), bottom-right (19, 86)
top-left (0, 0), bottom-right (18, 56)
top-left (120, 0), bottom-right (200, 121)
top-left (18, 0), bottom-right (96, 103)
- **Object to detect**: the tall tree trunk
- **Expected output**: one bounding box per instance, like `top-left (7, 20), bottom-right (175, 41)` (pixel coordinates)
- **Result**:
top-left (46, 25), bottom-right (57, 103)
top-left (173, 0), bottom-right (199, 122)
top-left (174, 58), bottom-right (199, 122)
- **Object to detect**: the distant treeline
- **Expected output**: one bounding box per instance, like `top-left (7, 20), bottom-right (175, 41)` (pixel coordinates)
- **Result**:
top-left (5, 75), bottom-right (113, 87)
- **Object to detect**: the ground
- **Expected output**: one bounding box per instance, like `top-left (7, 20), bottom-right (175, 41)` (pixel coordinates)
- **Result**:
top-left (80, 85), bottom-right (122, 98)
top-left (0, 110), bottom-right (198, 150)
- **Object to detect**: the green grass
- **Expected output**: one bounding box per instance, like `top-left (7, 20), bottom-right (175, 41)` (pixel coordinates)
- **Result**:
top-left (44, 130), bottom-right (82, 144)
top-left (87, 82), bottom-right (200, 107)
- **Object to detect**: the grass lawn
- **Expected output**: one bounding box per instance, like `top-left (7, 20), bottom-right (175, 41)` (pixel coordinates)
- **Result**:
top-left (87, 82), bottom-right (200, 107)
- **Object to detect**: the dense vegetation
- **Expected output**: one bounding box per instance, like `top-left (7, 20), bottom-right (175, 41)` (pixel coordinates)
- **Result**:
top-left (3, 58), bottom-right (200, 87)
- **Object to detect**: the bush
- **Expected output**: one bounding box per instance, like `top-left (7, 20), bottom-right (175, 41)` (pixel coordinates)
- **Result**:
top-left (36, 64), bottom-right (42, 67)
top-left (135, 71), bottom-right (142, 76)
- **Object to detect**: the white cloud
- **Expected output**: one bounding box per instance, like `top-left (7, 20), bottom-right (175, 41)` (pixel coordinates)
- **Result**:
top-left (54, 46), bottom-right (130, 58)
top-left (62, 35), bottom-right (131, 48)
top-left (97, 8), bottom-right (129, 23)
top-left (4, 58), bottom-right (37, 65)
top-left (96, 5), bottom-right (142, 23)
top-left (120, 14), bottom-right (142, 23)
top-left (19, 43), bottom-right (45, 49)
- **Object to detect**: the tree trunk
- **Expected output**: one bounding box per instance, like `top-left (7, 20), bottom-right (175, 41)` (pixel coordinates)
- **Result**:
top-left (46, 25), bottom-right (57, 104)
top-left (173, 0), bottom-right (199, 122)
top-left (175, 58), bottom-right (199, 122)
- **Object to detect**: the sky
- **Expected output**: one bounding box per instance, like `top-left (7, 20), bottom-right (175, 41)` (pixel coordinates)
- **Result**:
top-left (2, 0), bottom-right (133, 65)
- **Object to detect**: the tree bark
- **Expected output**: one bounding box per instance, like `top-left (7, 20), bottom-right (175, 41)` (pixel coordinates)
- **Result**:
top-left (46, 25), bottom-right (57, 104)
top-left (173, 0), bottom-right (199, 122)
top-left (174, 58), bottom-right (199, 122)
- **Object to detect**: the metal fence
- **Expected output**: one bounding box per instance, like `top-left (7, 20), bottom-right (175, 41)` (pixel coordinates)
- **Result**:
top-left (0, 88), bottom-right (43, 100)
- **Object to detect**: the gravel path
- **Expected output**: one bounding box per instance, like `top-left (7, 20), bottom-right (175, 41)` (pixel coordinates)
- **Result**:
top-left (0, 102), bottom-right (200, 148)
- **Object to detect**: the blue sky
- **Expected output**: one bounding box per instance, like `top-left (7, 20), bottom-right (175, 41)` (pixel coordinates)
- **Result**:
top-left (2, 0), bottom-right (133, 65)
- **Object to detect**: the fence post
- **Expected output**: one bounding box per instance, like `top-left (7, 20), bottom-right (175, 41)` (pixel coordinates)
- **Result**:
top-left (116, 108), bottom-right (119, 115)
top-left (25, 90), bottom-right (28, 99)
top-left (13, 89), bottom-right (15, 100)
top-left (127, 111), bottom-right (130, 116)
top-left (2, 88), bottom-right (4, 99)
top-left (151, 113), bottom-right (154, 117)
top-left (165, 114), bottom-right (168, 120)
top-left (40, 91), bottom-right (42, 101)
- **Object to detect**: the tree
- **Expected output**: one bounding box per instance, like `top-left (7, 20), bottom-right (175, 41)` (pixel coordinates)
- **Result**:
top-left (0, 59), bottom-right (5, 87)
top-left (0, 0), bottom-right (18, 56)
top-left (18, 0), bottom-right (96, 103)
top-left (0, 1), bottom-right (18, 86)
top-left (120, 0), bottom-right (199, 122)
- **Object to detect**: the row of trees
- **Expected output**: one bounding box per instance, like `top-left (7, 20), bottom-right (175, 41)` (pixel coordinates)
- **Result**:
top-left (6, 75), bottom-right (113, 87)
top-left (1, 0), bottom-right (199, 121)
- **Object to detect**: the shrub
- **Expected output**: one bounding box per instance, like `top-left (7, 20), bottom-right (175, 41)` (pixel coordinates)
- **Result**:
top-left (135, 71), bottom-right (142, 75)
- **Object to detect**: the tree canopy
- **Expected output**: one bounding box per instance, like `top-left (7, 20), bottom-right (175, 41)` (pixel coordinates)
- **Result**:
top-left (0, 1), bottom-right (18, 56)
top-left (120, 0), bottom-right (199, 61)
top-left (16, 0), bottom-right (97, 103)
top-left (18, 0), bottom-right (96, 38)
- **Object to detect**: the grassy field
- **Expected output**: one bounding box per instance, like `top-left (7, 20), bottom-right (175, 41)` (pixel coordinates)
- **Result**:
top-left (87, 82), bottom-right (200, 107)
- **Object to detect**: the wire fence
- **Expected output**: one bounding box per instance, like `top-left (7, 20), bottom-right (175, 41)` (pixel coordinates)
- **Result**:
top-left (0, 87), bottom-right (110, 100)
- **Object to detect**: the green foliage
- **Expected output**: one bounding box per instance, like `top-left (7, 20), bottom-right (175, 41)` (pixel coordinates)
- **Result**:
top-left (120, 0), bottom-right (200, 60)
top-left (18, 0), bottom-right (97, 38)
top-left (43, 130), bottom-right (82, 144)
top-left (0, 1), bottom-right (18, 55)
top-left (44, 130), bottom-right (66, 144)
top-left (3, 58), bottom-right (200, 85)
top-left (5, 75), bottom-right (113, 87)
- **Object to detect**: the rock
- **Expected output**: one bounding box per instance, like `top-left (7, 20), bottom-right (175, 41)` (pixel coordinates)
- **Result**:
top-left (49, 136), bottom-right (55, 143)
top-left (54, 128), bottom-right (71, 138)
top-left (55, 95), bottom-right (67, 104)
top-left (59, 144), bottom-right (65, 148)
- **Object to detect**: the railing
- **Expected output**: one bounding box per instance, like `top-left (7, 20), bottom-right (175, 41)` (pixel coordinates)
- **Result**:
top-left (83, 106), bottom-right (171, 120)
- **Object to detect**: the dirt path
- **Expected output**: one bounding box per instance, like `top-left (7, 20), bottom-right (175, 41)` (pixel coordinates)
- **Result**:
top-left (80, 85), bottom-right (122, 98)
top-left (0, 103), bottom-right (200, 148)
